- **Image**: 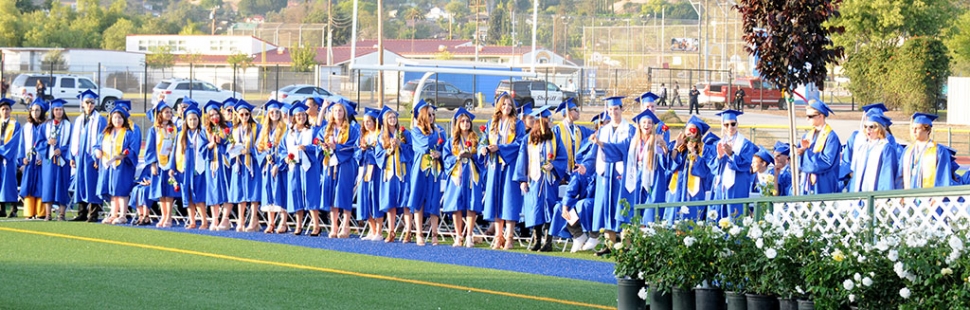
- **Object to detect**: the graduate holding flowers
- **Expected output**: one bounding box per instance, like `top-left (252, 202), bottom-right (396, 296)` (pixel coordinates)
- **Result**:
top-left (94, 105), bottom-right (141, 224)
top-left (318, 99), bottom-right (360, 238)
top-left (514, 105), bottom-right (568, 252)
top-left (227, 100), bottom-right (262, 232)
top-left (285, 102), bottom-right (323, 236)
top-left (144, 101), bottom-right (179, 227)
top-left (442, 108), bottom-right (485, 248)
top-left (201, 100), bottom-right (233, 230)
top-left (39, 99), bottom-right (72, 221)
top-left (256, 100), bottom-right (287, 233)
top-left (376, 106), bottom-right (412, 243)
top-left (171, 101), bottom-right (209, 229)
top-left (624, 108), bottom-right (670, 224)
top-left (407, 99), bottom-right (445, 246)
top-left (479, 92), bottom-right (526, 250)
top-left (356, 107), bottom-right (385, 241)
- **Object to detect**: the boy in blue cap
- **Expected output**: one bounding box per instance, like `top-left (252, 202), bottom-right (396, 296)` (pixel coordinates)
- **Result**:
top-left (552, 98), bottom-right (594, 178)
top-left (797, 99), bottom-right (842, 194)
top-left (711, 109), bottom-right (757, 220)
top-left (772, 141), bottom-right (793, 196)
top-left (0, 98), bottom-right (21, 218)
top-left (901, 113), bottom-right (955, 189)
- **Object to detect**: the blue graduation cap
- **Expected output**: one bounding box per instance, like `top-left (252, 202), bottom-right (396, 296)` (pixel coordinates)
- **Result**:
top-left (110, 104), bottom-right (130, 118)
top-left (755, 147), bottom-right (775, 165)
top-left (114, 100), bottom-right (132, 112)
top-left (411, 99), bottom-right (431, 117)
top-left (280, 103), bottom-right (293, 115)
top-left (703, 132), bottom-right (720, 145)
top-left (686, 115), bottom-right (710, 135)
top-left (337, 98), bottom-right (358, 111)
top-left (912, 113), bottom-right (939, 126)
top-left (233, 99), bottom-right (255, 112)
top-left (203, 100), bottom-right (222, 113)
top-left (808, 99), bottom-right (834, 117)
top-left (453, 107), bottom-right (475, 122)
top-left (519, 102), bottom-right (534, 117)
top-left (181, 97), bottom-right (199, 109)
top-left (289, 102), bottom-right (309, 116)
top-left (530, 105), bottom-right (553, 118)
top-left (604, 96), bottom-right (625, 108)
top-left (363, 107), bottom-right (381, 120)
top-left (773, 141), bottom-right (791, 156)
top-left (861, 103), bottom-right (888, 114)
top-left (0, 98), bottom-right (15, 107)
top-left (591, 112), bottom-right (610, 124)
top-left (634, 92), bottom-right (660, 103)
top-left (716, 109), bottom-right (743, 122)
top-left (49, 99), bottom-right (67, 109)
top-left (264, 100), bottom-right (283, 111)
top-left (555, 98), bottom-right (578, 115)
top-left (184, 105), bottom-right (202, 117)
top-left (78, 90), bottom-right (98, 100)
top-left (326, 100), bottom-right (356, 117)
top-left (865, 111), bottom-right (892, 128)
top-left (222, 97), bottom-right (238, 108)
top-left (30, 97), bottom-right (48, 112)
top-left (632, 109), bottom-right (660, 124)
top-left (493, 92), bottom-right (512, 107)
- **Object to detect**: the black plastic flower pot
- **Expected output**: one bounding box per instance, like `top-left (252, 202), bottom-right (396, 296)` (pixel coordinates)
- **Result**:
top-left (745, 293), bottom-right (779, 310)
top-left (617, 277), bottom-right (646, 310)
top-left (695, 287), bottom-right (725, 310)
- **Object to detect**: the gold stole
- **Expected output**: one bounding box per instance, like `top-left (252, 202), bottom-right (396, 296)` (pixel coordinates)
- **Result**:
top-left (668, 147), bottom-right (703, 196)
top-left (383, 133), bottom-right (406, 181)
top-left (1, 119), bottom-right (14, 144)
top-left (450, 136), bottom-right (480, 185)
top-left (557, 122), bottom-right (582, 169)
top-left (235, 123), bottom-right (256, 170)
top-left (812, 124), bottom-right (833, 153)
top-left (905, 142), bottom-right (939, 188)
top-left (157, 126), bottom-right (173, 167)
top-left (362, 132), bottom-right (377, 181)
top-left (488, 119), bottom-right (516, 165)
top-left (102, 128), bottom-right (127, 166)
top-left (175, 133), bottom-right (186, 173)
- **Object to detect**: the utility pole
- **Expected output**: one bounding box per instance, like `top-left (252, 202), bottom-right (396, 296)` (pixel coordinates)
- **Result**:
top-left (377, 0), bottom-right (384, 108)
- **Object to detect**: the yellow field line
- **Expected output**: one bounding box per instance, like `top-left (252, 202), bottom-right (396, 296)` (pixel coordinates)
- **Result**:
top-left (0, 226), bottom-right (613, 310)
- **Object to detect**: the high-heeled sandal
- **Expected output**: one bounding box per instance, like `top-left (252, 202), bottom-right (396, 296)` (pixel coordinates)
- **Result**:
top-left (264, 225), bottom-right (276, 234)
top-left (431, 235), bottom-right (439, 246)
top-left (453, 236), bottom-right (463, 247)
top-left (503, 234), bottom-right (514, 250)
top-left (102, 216), bottom-right (116, 224)
top-left (416, 236), bottom-right (426, 246)
top-left (402, 231), bottom-right (412, 243)
top-left (384, 231), bottom-right (397, 243)
top-left (275, 225), bottom-right (288, 234)
top-left (491, 235), bottom-right (505, 250)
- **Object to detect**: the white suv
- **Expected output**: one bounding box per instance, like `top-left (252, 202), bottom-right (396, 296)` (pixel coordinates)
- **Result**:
top-left (152, 78), bottom-right (242, 106)
top-left (10, 74), bottom-right (123, 109)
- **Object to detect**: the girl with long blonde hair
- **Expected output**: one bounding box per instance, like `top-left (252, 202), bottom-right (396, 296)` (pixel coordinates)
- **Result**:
top-left (442, 108), bottom-right (485, 247)
top-left (478, 92), bottom-right (525, 250)
top-left (318, 100), bottom-right (360, 238)
top-left (257, 100), bottom-right (287, 233)
top-left (376, 106), bottom-right (412, 242)
top-left (406, 100), bottom-right (445, 246)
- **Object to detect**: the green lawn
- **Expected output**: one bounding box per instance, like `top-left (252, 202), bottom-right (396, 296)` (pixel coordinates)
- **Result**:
top-left (0, 222), bottom-right (616, 310)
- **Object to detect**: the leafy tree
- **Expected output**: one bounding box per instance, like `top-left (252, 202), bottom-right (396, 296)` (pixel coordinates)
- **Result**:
top-left (832, 0), bottom-right (958, 49)
top-left (146, 45), bottom-right (175, 75)
top-left (486, 1), bottom-right (510, 45)
top-left (102, 18), bottom-right (135, 50)
top-left (884, 38), bottom-right (949, 113)
top-left (0, 0), bottom-right (23, 46)
top-left (41, 49), bottom-right (67, 71)
top-left (14, 0), bottom-right (35, 12)
top-left (842, 46), bottom-right (894, 107)
top-left (290, 44), bottom-right (318, 72)
top-left (944, 10), bottom-right (970, 76)
top-left (179, 20), bottom-right (203, 35)
top-left (227, 52), bottom-right (255, 71)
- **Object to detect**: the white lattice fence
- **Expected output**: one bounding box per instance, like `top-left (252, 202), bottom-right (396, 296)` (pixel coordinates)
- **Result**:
top-left (772, 195), bottom-right (970, 236)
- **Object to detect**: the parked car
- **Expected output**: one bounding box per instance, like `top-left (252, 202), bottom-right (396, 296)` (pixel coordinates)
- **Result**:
top-left (701, 78), bottom-right (786, 110)
top-left (152, 78), bottom-right (242, 106)
top-left (400, 80), bottom-right (476, 110)
top-left (494, 80), bottom-right (577, 107)
top-left (10, 74), bottom-right (123, 110)
top-left (269, 84), bottom-right (347, 106)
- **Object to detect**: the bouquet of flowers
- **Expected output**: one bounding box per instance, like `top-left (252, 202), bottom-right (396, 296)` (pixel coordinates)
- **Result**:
top-left (224, 127), bottom-right (234, 144)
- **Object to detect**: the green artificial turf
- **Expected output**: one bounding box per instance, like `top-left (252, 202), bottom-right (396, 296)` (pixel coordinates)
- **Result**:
top-left (0, 222), bottom-right (616, 310)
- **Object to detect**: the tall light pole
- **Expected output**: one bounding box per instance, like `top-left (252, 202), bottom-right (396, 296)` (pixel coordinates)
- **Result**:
top-left (562, 16), bottom-right (572, 57)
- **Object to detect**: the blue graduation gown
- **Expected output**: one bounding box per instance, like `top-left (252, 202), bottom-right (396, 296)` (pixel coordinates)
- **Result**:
top-left (228, 123), bottom-right (263, 203)
top-left (441, 135), bottom-right (485, 214)
top-left (39, 120), bottom-right (72, 205)
top-left (174, 129), bottom-right (208, 205)
top-left (377, 128), bottom-right (413, 213)
top-left (0, 119), bottom-right (22, 203)
top-left (201, 128), bottom-right (230, 205)
top-left (318, 123), bottom-right (360, 212)
top-left (551, 163), bottom-right (596, 238)
top-left (70, 113), bottom-right (107, 205)
top-left (552, 122), bottom-right (595, 180)
top-left (900, 142), bottom-right (954, 189)
top-left (128, 168), bottom-right (155, 208)
top-left (144, 125), bottom-right (180, 201)
top-left (257, 128), bottom-right (287, 209)
top-left (710, 135), bottom-right (757, 219)
top-left (666, 143), bottom-right (715, 224)
top-left (480, 119), bottom-right (526, 222)
top-left (18, 123), bottom-right (44, 198)
top-left (285, 127), bottom-right (322, 213)
top-left (582, 120), bottom-right (637, 232)
top-left (407, 126), bottom-right (445, 215)
top-left (94, 128), bottom-right (141, 198)
top-left (513, 138), bottom-right (568, 228)
top-left (777, 165), bottom-right (793, 196)
top-left (848, 139), bottom-right (899, 192)
top-left (800, 126), bottom-right (841, 194)
top-left (356, 131), bottom-right (383, 220)
top-left (624, 136), bottom-right (671, 224)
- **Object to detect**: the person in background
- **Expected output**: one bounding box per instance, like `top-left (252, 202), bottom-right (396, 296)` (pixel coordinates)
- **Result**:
top-left (1, 77), bottom-right (9, 98)
top-left (39, 99), bottom-right (72, 221)
top-left (69, 90), bottom-right (108, 222)
top-left (796, 100), bottom-right (841, 195)
top-left (688, 86), bottom-right (701, 115)
top-left (657, 83), bottom-right (668, 106)
top-left (772, 141), bottom-right (793, 196)
top-left (442, 108), bottom-right (485, 248)
top-left (480, 92), bottom-right (526, 250)
top-left (35, 79), bottom-right (46, 100)
top-left (144, 101), bottom-right (179, 227)
top-left (901, 113), bottom-right (954, 189)
top-left (551, 126), bottom-right (598, 252)
top-left (129, 168), bottom-right (155, 225)
top-left (94, 105), bottom-right (141, 225)
top-left (751, 147), bottom-right (776, 196)
top-left (671, 81), bottom-right (683, 106)
top-left (0, 98), bottom-right (21, 218)
top-left (20, 97), bottom-right (48, 220)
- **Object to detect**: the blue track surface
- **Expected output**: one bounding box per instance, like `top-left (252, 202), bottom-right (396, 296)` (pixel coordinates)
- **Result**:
top-left (140, 226), bottom-right (618, 284)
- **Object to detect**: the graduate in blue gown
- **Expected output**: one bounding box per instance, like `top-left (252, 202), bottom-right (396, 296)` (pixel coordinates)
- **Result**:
top-left (226, 100), bottom-right (263, 232)
top-left (284, 102), bottom-right (323, 236)
top-left (514, 106), bottom-right (568, 252)
top-left (112, 100), bottom-right (141, 141)
top-left (0, 98), bottom-right (21, 218)
top-left (901, 113), bottom-right (955, 189)
top-left (19, 97), bottom-right (47, 219)
top-left (143, 101), bottom-right (179, 227)
top-left (407, 100), bottom-right (445, 246)
top-left (847, 111), bottom-right (898, 192)
top-left (710, 110), bottom-right (758, 220)
top-left (94, 105), bottom-right (141, 225)
top-left (129, 167), bottom-right (155, 226)
top-left (576, 96), bottom-right (637, 256)
top-left (68, 90), bottom-right (108, 221)
top-left (702, 132), bottom-right (720, 194)
top-left (796, 100), bottom-right (842, 194)
top-left (633, 92), bottom-right (671, 142)
top-left (39, 99), bottom-right (72, 221)
top-left (551, 137), bottom-right (598, 253)
top-left (772, 141), bottom-right (794, 197)
top-left (479, 92), bottom-right (526, 250)
top-left (318, 100), bottom-right (359, 238)
top-left (624, 109), bottom-right (670, 224)
top-left (356, 108), bottom-right (385, 241)
top-left (442, 108), bottom-right (485, 248)
top-left (376, 106), bottom-right (413, 243)
top-left (256, 100), bottom-right (288, 233)
top-left (552, 98), bottom-right (595, 180)
top-left (666, 116), bottom-right (715, 225)
top-left (221, 98), bottom-right (237, 128)
top-left (172, 103), bottom-right (209, 229)
top-left (751, 147), bottom-right (777, 196)
top-left (199, 100), bottom-right (233, 230)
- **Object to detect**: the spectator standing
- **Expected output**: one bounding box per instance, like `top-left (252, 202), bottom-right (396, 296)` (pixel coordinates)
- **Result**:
top-left (688, 86), bottom-right (700, 115)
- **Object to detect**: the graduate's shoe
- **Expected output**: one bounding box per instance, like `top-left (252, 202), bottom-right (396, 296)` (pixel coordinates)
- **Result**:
top-left (594, 246), bottom-right (612, 257)
top-left (384, 231), bottom-right (396, 243)
top-left (69, 214), bottom-right (88, 221)
top-left (0, 208), bottom-right (6, 218)
top-left (580, 238), bottom-right (600, 252)
top-left (538, 225), bottom-right (554, 252)
top-left (527, 228), bottom-right (542, 251)
top-left (570, 234), bottom-right (589, 253)
top-left (6, 208), bottom-right (16, 218)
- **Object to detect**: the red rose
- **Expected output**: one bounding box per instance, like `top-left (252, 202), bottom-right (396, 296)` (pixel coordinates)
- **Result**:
top-left (400, 126), bottom-right (406, 133)
top-left (167, 126), bottom-right (174, 133)
top-left (173, 184), bottom-right (180, 192)
top-left (661, 124), bottom-right (669, 131)
top-left (437, 137), bottom-right (444, 145)
top-left (547, 153), bottom-right (555, 161)
top-left (54, 120), bottom-right (60, 126)
top-left (313, 138), bottom-right (320, 145)
top-left (223, 128), bottom-right (231, 135)
top-left (689, 127), bottom-right (698, 134)
top-left (123, 149), bottom-right (130, 156)
top-left (479, 125), bottom-right (487, 132)
top-left (288, 153), bottom-right (295, 160)
top-left (267, 142), bottom-right (273, 148)
top-left (465, 140), bottom-right (473, 147)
